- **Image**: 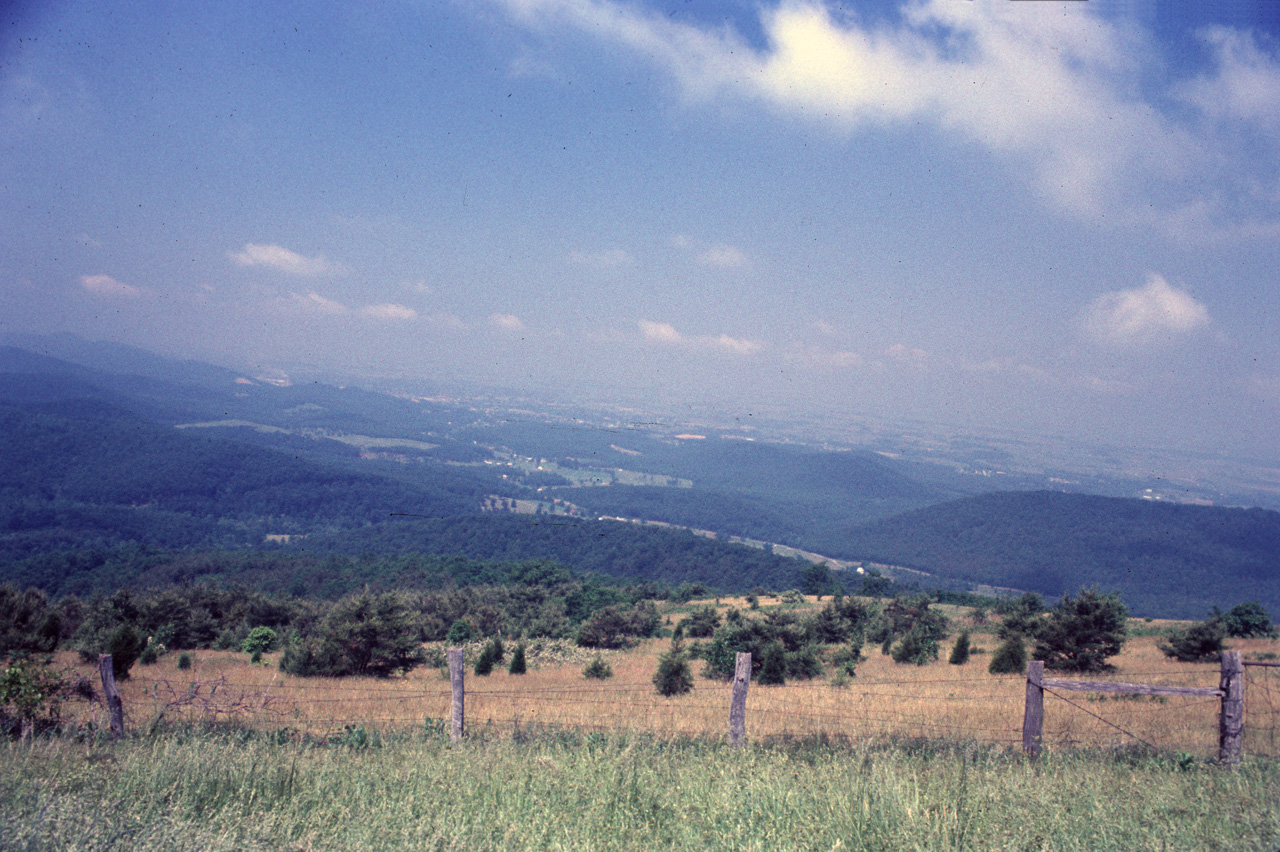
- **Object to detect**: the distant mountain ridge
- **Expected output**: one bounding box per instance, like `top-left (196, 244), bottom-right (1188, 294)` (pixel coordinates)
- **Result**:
top-left (1, 337), bottom-right (1277, 618)
top-left (839, 490), bottom-right (1280, 617)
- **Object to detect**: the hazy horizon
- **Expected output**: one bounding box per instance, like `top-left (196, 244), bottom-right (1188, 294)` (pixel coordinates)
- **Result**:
top-left (4, 0), bottom-right (1279, 460)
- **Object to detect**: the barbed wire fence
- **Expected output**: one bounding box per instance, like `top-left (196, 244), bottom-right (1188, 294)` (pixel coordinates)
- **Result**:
top-left (87, 650), bottom-right (1280, 764)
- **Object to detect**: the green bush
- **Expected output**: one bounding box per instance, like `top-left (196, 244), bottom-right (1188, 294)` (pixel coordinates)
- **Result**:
top-left (1033, 589), bottom-right (1127, 673)
top-left (475, 640), bottom-right (498, 676)
top-left (1159, 618), bottom-right (1226, 662)
top-left (757, 642), bottom-right (787, 685)
top-left (445, 619), bottom-right (473, 647)
top-left (892, 622), bottom-right (940, 666)
top-left (949, 631), bottom-right (971, 665)
top-left (508, 643), bottom-right (527, 675)
top-left (177, 652), bottom-right (192, 670)
top-left (1221, 602), bottom-right (1275, 638)
top-left (583, 654), bottom-right (612, 680)
top-left (280, 591), bottom-right (424, 678)
top-left (653, 640), bottom-right (693, 697)
top-left (241, 626), bottom-right (279, 656)
top-left (988, 636), bottom-right (1026, 674)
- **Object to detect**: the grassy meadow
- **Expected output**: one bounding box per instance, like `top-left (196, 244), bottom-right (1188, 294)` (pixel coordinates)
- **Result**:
top-left (56, 597), bottom-right (1280, 759)
top-left (6, 596), bottom-right (1280, 850)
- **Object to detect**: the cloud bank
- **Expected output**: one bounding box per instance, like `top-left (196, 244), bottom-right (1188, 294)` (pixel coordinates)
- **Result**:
top-left (492, 0), bottom-right (1280, 237)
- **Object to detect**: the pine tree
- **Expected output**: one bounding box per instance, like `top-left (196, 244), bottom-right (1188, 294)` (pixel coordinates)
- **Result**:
top-left (948, 630), bottom-right (971, 665)
top-left (508, 642), bottom-right (527, 674)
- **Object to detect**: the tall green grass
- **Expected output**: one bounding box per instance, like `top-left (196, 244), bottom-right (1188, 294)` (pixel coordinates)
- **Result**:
top-left (3, 730), bottom-right (1277, 851)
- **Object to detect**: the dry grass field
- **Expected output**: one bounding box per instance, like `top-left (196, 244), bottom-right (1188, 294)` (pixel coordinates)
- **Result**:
top-left (56, 597), bottom-right (1280, 760)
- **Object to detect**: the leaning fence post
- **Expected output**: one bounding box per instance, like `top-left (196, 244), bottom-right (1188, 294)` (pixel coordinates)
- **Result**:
top-left (448, 648), bottom-right (465, 743)
top-left (98, 654), bottom-right (125, 738)
top-left (1219, 650), bottom-right (1244, 767)
top-left (728, 652), bottom-right (751, 747)
top-left (1022, 660), bottom-right (1044, 758)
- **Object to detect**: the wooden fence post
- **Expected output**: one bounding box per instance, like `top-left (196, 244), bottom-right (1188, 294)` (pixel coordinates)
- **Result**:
top-left (448, 648), bottom-right (464, 743)
top-left (1219, 650), bottom-right (1244, 767)
top-left (728, 652), bottom-right (751, 747)
top-left (98, 654), bottom-right (125, 738)
top-left (1022, 660), bottom-right (1044, 758)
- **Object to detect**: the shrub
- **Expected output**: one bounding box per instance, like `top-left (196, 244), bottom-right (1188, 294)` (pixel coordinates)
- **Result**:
top-left (445, 619), bottom-right (473, 647)
top-left (241, 626), bottom-right (279, 656)
top-left (1033, 589), bottom-right (1127, 674)
top-left (475, 640), bottom-right (498, 676)
top-left (1159, 618), bottom-right (1226, 662)
top-left (177, 652), bottom-right (192, 670)
top-left (949, 631), bottom-right (971, 665)
top-left (1, 655), bottom-right (77, 738)
top-left (139, 642), bottom-right (159, 666)
top-left (576, 604), bottom-right (660, 649)
top-left (786, 644), bottom-right (825, 680)
top-left (1221, 602), bottom-right (1276, 638)
top-left (281, 591), bottom-right (424, 678)
top-left (508, 643), bottom-right (527, 675)
top-left (583, 654), bottom-right (612, 680)
top-left (682, 606), bottom-right (721, 638)
top-left (892, 622), bottom-right (940, 666)
top-left (757, 642), bottom-right (787, 685)
top-left (988, 636), bottom-right (1026, 674)
top-left (653, 640), bottom-right (693, 697)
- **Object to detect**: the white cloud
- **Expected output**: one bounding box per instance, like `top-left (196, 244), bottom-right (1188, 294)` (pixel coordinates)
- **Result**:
top-left (569, 248), bottom-right (634, 268)
top-left (489, 0), bottom-right (1280, 236)
top-left (697, 244), bottom-right (748, 269)
top-left (1177, 27), bottom-right (1280, 131)
top-left (230, 243), bottom-right (336, 276)
top-left (78, 274), bottom-right (141, 298)
top-left (1082, 273), bottom-right (1211, 345)
top-left (288, 290), bottom-right (347, 315)
top-left (637, 319), bottom-right (762, 355)
top-left (360, 303), bottom-right (418, 322)
top-left (490, 313), bottom-right (527, 330)
top-left (638, 319), bottom-right (684, 344)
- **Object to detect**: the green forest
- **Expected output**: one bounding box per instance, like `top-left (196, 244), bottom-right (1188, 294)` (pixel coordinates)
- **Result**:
top-left (2, 341), bottom-right (1279, 620)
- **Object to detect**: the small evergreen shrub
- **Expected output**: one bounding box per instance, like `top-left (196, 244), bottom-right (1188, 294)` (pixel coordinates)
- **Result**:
top-left (653, 640), bottom-right (694, 696)
top-left (475, 640), bottom-right (498, 676)
top-left (508, 643), bottom-right (527, 675)
top-left (139, 642), bottom-right (159, 666)
top-left (177, 652), bottom-right (192, 670)
top-left (988, 636), bottom-right (1027, 674)
top-left (757, 642), bottom-right (787, 685)
top-left (949, 631), bottom-right (971, 665)
top-left (445, 619), bottom-right (473, 647)
top-left (583, 654), bottom-right (613, 680)
top-left (1159, 618), bottom-right (1226, 662)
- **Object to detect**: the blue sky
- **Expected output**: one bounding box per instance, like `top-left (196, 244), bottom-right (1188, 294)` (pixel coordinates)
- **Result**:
top-left (2, 0), bottom-right (1279, 458)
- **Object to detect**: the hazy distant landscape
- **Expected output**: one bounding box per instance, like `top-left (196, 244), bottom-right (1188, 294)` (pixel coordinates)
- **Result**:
top-left (3, 334), bottom-right (1278, 618)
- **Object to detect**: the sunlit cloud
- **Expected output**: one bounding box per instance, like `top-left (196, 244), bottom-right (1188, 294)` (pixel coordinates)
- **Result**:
top-left (1082, 273), bottom-right (1211, 346)
top-left (288, 290), bottom-right (347, 315)
top-left (490, 313), bottom-right (527, 331)
top-left (360, 303), bottom-right (418, 322)
top-left (638, 319), bottom-right (762, 355)
top-left (78, 273), bottom-right (141, 298)
top-left (230, 243), bottom-right (336, 276)
top-left (490, 0), bottom-right (1280, 237)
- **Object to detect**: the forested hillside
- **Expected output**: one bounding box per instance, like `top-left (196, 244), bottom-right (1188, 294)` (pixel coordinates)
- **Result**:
top-left (838, 491), bottom-right (1280, 617)
top-left (2, 339), bottom-right (1278, 619)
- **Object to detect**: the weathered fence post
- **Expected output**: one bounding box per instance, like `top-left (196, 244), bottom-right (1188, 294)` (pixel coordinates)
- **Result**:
top-left (1022, 660), bottom-right (1044, 758)
top-left (728, 652), bottom-right (751, 747)
top-left (98, 654), bottom-right (125, 738)
top-left (1219, 649), bottom-right (1244, 767)
top-left (448, 648), bottom-right (465, 743)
